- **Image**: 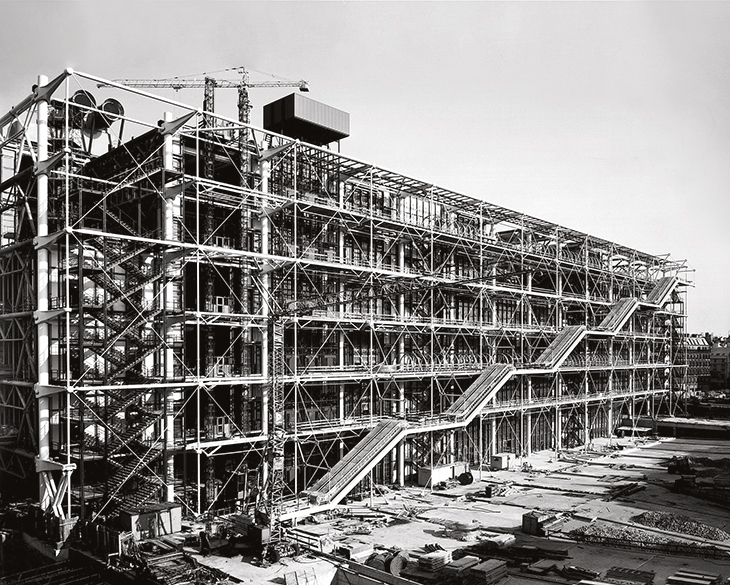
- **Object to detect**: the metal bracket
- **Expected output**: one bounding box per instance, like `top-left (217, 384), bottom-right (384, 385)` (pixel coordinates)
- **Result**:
top-left (35, 457), bottom-right (76, 473)
top-left (163, 179), bottom-right (195, 200)
top-left (259, 205), bottom-right (278, 218)
top-left (260, 260), bottom-right (293, 275)
top-left (34, 231), bottom-right (65, 250)
top-left (34, 308), bottom-right (70, 324)
top-left (164, 249), bottom-right (189, 262)
top-left (34, 149), bottom-right (67, 176)
top-left (34, 383), bottom-right (67, 398)
top-left (260, 142), bottom-right (295, 162)
top-left (31, 71), bottom-right (70, 105)
top-left (158, 111), bottom-right (196, 137)
top-left (164, 314), bottom-right (186, 326)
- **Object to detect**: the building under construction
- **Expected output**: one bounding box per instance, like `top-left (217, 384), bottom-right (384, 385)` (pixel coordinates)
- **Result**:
top-left (0, 69), bottom-right (691, 534)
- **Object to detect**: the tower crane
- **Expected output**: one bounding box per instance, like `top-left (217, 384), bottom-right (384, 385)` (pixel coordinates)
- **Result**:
top-left (107, 67), bottom-right (309, 124)
top-left (107, 67), bottom-right (309, 181)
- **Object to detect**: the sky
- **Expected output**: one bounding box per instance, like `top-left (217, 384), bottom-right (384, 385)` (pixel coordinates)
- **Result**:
top-left (1, 1), bottom-right (729, 334)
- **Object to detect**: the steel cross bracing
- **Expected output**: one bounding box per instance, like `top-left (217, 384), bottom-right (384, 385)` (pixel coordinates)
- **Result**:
top-left (259, 264), bottom-right (534, 534)
top-left (0, 70), bottom-right (690, 531)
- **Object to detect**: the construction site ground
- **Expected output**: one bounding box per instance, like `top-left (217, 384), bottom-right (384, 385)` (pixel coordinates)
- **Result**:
top-left (188, 436), bottom-right (730, 584)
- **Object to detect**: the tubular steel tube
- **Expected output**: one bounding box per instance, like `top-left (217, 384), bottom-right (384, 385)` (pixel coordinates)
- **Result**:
top-left (36, 74), bottom-right (51, 510)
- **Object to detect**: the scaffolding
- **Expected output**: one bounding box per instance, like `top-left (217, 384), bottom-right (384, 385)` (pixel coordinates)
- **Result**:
top-left (0, 69), bottom-right (691, 527)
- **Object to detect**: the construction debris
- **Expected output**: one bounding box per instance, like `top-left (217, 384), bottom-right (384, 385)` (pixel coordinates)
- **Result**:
top-left (556, 565), bottom-right (601, 580)
top-left (605, 482), bottom-right (646, 500)
top-left (572, 523), bottom-right (671, 544)
top-left (630, 511), bottom-right (730, 541)
top-left (570, 522), bottom-right (730, 559)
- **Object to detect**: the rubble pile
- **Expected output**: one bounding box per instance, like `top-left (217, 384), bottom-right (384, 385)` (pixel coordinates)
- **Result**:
top-left (570, 523), bottom-right (672, 545)
top-left (429, 517), bottom-right (484, 541)
top-left (695, 457), bottom-right (730, 471)
top-left (443, 528), bottom-right (481, 542)
top-left (631, 511), bottom-right (730, 541)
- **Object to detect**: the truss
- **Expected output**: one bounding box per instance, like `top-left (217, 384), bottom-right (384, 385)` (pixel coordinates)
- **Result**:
top-left (0, 69), bottom-right (690, 529)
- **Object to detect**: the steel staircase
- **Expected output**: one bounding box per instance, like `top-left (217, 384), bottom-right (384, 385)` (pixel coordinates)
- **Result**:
top-left (105, 411), bottom-right (164, 456)
top-left (77, 231), bottom-right (172, 514)
top-left (114, 478), bottom-right (163, 512)
top-left (106, 445), bottom-right (163, 495)
top-left (102, 444), bottom-right (165, 515)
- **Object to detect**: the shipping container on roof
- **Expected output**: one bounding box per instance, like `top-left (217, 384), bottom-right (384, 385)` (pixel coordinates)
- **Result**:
top-left (263, 93), bottom-right (350, 146)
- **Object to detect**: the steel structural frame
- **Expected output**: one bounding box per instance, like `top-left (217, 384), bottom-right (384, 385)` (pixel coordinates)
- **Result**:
top-left (0, 70), bottom-right (690, 522)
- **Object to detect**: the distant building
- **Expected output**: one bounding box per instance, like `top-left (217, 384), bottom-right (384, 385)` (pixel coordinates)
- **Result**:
top-left (685, 334), bottom-right (711, 394)
top-left (710, 343), bottom-right (730, 390)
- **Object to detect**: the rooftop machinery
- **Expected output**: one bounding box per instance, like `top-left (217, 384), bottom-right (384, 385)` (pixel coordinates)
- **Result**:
top-left (0, 69), bottom-right (691, 538)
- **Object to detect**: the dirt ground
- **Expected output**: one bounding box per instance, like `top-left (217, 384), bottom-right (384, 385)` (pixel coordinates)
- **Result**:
top-left (189, 436), bottom-right (730, 584)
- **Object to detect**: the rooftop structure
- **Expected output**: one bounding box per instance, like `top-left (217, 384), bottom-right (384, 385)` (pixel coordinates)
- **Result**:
top-left (0, 69), bottom-right (690, 536)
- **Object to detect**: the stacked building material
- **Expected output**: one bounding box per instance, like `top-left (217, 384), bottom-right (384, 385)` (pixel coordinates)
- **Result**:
top-left (667, 571), bottom-right (721, 585)
top-left (466, 559), bottom-right (508, 584)
top-left (418, 549), bottom-right (452, 572)
top-left (336, 539), bottom-right (374, 561)
top-left (288, 525), bottom-right (338, 553)
top-left (557, 566), bottom-right (600, 580)
top-left (604, 567), bottom-right (655, 585)
top-left (443, 555), bottom-right (481, 578)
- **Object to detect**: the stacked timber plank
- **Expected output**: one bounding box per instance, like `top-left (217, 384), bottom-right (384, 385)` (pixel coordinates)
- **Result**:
top-left (465, 559), bottom-right (508, 584)
top-left (604, 567), bottom-right (655, 585)
top-left (667, 571), bottom-right (721, 585)
top-left (336, 538), bottom-right (374, 561)
top-left (288, 525), bottom-right (337, 553)
top-left (418, 549), bottom-right (452, 572)
top-left (443, 555), bottom-right (480, 578)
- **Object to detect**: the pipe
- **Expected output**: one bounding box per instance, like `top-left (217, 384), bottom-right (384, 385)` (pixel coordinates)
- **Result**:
top-left (163, 112), bottom-right (177, 503)
top-left (36, 75), bottom-right (51, 510)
